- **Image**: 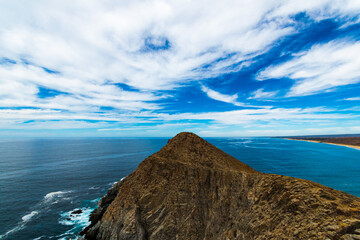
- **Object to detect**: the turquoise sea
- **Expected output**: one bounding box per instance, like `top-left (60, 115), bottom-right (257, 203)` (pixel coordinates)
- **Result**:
top-left (0, 137), bottom-right (359, 239)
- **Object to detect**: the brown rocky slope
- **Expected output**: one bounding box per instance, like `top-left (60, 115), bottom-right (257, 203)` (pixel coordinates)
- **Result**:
top-left (81, 132), bottom-right (360, 240)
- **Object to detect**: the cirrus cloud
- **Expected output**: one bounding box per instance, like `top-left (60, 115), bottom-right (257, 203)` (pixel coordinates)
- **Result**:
top-left (0, 0), bottom-right (360, 136)
top-left (258, 40), bottom-right (360, 96)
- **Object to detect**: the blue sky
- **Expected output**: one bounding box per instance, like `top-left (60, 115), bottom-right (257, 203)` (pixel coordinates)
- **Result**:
top-left (0, 0), bottom-right (360, 137)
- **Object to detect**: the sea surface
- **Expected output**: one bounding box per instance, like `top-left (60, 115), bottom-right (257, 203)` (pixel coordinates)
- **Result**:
top-left (0, 137), bottom-right (360, 240)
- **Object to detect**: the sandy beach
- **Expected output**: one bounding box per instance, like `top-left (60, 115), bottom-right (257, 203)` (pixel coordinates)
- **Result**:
top-left (284, 138), bottom-right (360, 150)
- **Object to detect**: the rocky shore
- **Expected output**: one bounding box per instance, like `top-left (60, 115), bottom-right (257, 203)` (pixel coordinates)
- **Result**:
top-left (81, 132), bottom-right (360, 240)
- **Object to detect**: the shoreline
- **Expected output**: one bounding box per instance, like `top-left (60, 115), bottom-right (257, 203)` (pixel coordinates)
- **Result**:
top-left (284, 138), bottom-right (360, 150)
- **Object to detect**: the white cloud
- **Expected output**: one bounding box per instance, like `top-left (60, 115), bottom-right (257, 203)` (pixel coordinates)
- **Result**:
top-left (97, 122), bottom-right (193, 132)
top-left (258, 40), bottom-right (360, 96)
top-left (0, 0), bottom-right (359, 133)
top-left (0, 63), bottom-right (160, 111)
top-left (1, 1), bottom-right (357, 92)
top-left (248, 88), bottom-right (278, 99)
top-left (0, 108), bottom-right (138, 123)
top-left (1, 106), bottom-right (359, 137)
top-left (0, 0), bottom-right (297, 93)
top-left (0, 120), bottom-right (111, 130)
top-left (152, 107), bottom-right (350, 125)
top-left (343, 97), bottom-right (360, 101)
top-left (201, 85), bottom-right (243, 106)
top-left (1, 106), bottom-right (355, 129)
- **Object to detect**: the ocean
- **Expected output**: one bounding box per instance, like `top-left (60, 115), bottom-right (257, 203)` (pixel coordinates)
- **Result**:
top-left (0, 137), bottom-right (359, 240)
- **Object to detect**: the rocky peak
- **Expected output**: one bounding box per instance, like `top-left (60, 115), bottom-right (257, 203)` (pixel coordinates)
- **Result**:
top-left (165, 131), bottom-right (203, 143)
top-left (154, 132), bottom-right (257, 173)
top-left (82, 132), bottom-right (360, 240)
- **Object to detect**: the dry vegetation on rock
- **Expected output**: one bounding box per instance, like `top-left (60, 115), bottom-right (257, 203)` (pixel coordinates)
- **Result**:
top-left (81, 132), bottom-right (360, 240)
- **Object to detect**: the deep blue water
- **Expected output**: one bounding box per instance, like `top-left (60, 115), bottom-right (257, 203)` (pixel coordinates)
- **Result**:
top-left (0, 137), bottom-right (359, 240)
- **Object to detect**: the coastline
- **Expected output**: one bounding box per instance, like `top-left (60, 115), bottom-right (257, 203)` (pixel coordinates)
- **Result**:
top-left (284, 138), bottom-right (360, 150)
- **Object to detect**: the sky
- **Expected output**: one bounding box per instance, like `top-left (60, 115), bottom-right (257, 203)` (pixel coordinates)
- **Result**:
top-left (0, 0), bottom-right (360, 137)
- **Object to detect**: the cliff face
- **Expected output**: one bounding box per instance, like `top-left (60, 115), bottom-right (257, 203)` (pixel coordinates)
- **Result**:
top-left (82, 132), bottom-right (360, 240)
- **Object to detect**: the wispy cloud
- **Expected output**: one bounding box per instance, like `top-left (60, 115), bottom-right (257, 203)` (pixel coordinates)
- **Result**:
top-left (201, 85), bottom-right (243, 106)
top-left (0, 0), bottom-right (360, 136)
top-left (258, 40), bottom-right (360, 96)
top-left (153, 107), bottom-right (350, 125)
top-left (0, 63), bottom-right (161, 111)
top-left (248, 88), bottom-right (278, 100)
top-left (343, 97), bottom-right (360, 101)
top-left (0, 0), bottom-right (298, 93)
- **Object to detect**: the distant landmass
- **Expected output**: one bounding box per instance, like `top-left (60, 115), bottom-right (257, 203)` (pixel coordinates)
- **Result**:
top-left (279, 134), bottom-right (360, 138)
top-left (81, 132), bottom-right (360, 240)
top-left (281, 135), bottom-right (360, 150)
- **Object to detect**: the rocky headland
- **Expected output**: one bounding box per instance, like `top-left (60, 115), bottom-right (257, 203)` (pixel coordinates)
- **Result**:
top-left (81, 132), bottom-right (360, 240)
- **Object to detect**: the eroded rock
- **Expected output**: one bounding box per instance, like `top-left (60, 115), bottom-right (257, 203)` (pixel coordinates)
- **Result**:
top-left (82, 132), bottom-right (360, 240)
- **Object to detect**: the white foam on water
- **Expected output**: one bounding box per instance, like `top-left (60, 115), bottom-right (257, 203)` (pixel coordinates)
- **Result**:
top-left (22, 211), bottom-right (39, 222)
top-left (55, 206), bottom-right (95, 239)
top-left (0, 190), bottom-right (74, 239)
top-left (108, 176), bottom-right (128, 187)
top-left (59, 207), bottom-right (93, 227)
top-left (44, 191), bottom-right (72, 202)
top-left (0, 225), bottom-right (24, 239)
top-left (90, 197), bottom-right (101, 203)
top-left (109, 181), bottom-right (118, 186)
top-left (47, 231), bottom-right (69, 239)
top-left (0, 210), bottom-right (42, 239)
top-left (32, 235), bottom-right (45, 240)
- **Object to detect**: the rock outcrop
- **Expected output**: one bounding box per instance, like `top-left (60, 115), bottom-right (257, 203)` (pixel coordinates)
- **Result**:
top-left (81, 132), bottom-right (360, 240)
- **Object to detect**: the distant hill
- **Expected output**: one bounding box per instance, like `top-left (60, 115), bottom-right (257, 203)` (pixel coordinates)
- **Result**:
top-left (81, 132), bottom-right (360, 240)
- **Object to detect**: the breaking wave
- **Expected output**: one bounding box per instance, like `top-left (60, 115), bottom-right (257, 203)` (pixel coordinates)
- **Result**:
top-left (0, 211), bottom-right (39, 239)
top-left (59, 207), bottom-right (93, 227)
top-left (44, 191), bottom-right (72, 203)
top-left (0, 190), bottom-right (73, 239)
top-left (21, 211), bottom-right (39, 222)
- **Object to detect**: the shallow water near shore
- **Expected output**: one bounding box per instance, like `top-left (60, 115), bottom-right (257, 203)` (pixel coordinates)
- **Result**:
top-left (0, 137), bottom-right (359, 239)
